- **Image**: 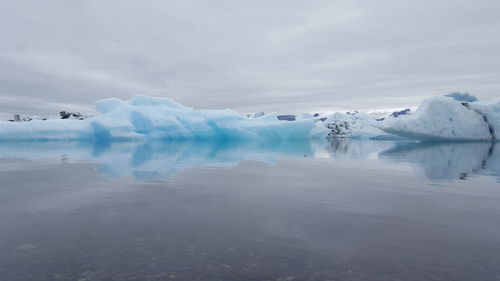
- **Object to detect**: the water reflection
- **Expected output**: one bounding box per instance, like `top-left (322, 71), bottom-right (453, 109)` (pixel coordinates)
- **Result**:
top-left (323, 139), bottom-right (499, 181)
top-left (0, 140), bottom-right (317, 180)
top-left (0, 140), bottom-right (498, 181)
top-left (379, 141), bottom-right (499, 181)
top-left (324, 139), bottom-right (395, 160)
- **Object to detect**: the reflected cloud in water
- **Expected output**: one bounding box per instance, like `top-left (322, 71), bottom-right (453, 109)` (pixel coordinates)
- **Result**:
top-left (1, 139), bottom-right (499, 181)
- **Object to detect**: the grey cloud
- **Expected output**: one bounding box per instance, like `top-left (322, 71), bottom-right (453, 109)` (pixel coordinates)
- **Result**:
top-left (0, 0), bottom-right (499, 119)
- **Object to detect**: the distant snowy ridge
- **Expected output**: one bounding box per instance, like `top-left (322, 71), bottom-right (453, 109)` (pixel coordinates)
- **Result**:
top-left (0, 95), bottom-right (328, 141)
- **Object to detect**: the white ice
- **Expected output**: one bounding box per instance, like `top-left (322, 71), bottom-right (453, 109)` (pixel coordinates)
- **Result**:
top-left (380, 96), bottom-right (499, 141)
top-left (323, 112), bottom-right (396, 140)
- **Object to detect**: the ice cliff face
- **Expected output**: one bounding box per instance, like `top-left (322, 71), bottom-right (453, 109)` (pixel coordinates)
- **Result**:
top-left (0, 95), bottom-right (328, 141)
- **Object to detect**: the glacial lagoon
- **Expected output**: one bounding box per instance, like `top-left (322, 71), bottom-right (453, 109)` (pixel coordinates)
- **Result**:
top-left (0, 139), bottom-right (499, 281)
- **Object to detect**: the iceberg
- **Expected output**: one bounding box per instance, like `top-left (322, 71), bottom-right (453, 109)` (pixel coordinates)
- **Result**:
top-left (2, 93), bottom-right (498, 142)
top-left (321, 94), bottom-right (499, 141)
top-left (0, 95), bottom-right (328, 141)
top-left (380, 96), bottom-right (499, 141)
top-left (323, 112), bottom-right (396, 140)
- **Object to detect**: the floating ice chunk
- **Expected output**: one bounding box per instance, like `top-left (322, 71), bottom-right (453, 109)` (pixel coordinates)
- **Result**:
top-left (380, 96), bottom-right (496, 141)
top-left (277, 114), bottom-right (296, 121)
top-left (0, 95), bottom-right (327, 141)
top-left (324, 112), bottom-right (393, 139)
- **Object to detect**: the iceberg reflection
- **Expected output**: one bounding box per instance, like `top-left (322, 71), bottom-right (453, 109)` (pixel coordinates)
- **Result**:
top-left (0, 140), bottom-right (319, 180)
top-left (1, 140), bottom-right (499, 181)
top-left (323, 139), bottom-right (500, 181)
top-left (324, 139), bottom-right (395, 160)
top-left (379, 141), bottom-right (499, 181)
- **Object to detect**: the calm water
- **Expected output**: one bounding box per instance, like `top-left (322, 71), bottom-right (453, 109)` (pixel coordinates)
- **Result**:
top-left (0, 140), bottom-right (499, 281)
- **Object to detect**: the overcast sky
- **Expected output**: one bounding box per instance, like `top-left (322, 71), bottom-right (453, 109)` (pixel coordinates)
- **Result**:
top-left (0, 0), bottom-right (499, 119)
